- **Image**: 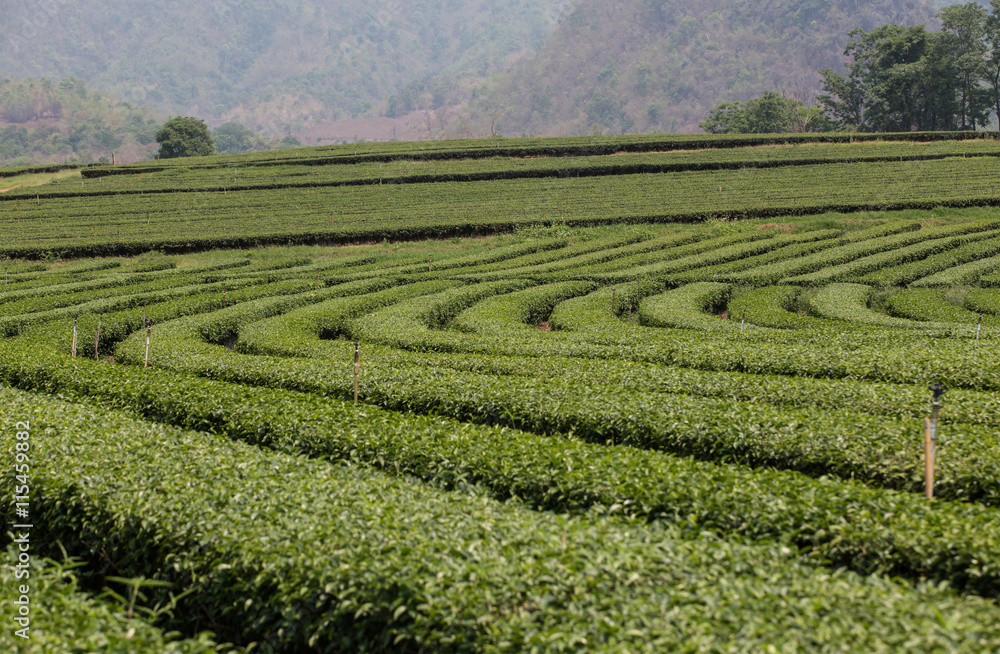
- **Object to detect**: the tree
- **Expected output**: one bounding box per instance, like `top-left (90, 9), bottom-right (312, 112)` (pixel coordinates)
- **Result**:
top-left (819, 25), bottom-right (961, 132)
top-left (940, 2), bottom-right (991, 130)
top-left (699, 92), bottom-right (831, 134)
top-left (212, 121), bottom-right (258, 155)
top-left (987, 0), bottom-right (1000, 126)
top-left (155, 116), bottom-right (215, 158)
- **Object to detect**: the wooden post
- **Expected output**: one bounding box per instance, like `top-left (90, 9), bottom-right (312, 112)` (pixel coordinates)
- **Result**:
top-left (924, 418), bottom-right (934, 500)
top-left (94, 313), bottom-right (103, 361)
top-left (353, 341), bottom-right (360, 404)
top-left (926, 383), bottom-right (946, 500)
top-left (144, 326), bottom-right (151, 369)
top-left (71, 316), bottom-right (78, 358)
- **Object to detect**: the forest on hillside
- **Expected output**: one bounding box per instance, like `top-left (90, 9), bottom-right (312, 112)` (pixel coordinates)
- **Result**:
top-left (0, 77), bottom-right (162, 165)
top-left (0, 0), bottom-right (990, 160)
top-left (0, 0), bottom-right (568, 137)
top-left (462, 0), bottom-right (944, 136)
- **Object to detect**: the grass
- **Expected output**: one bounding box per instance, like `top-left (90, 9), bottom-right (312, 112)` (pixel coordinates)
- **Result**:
top-left (0, 168), bottom-right (81, 193)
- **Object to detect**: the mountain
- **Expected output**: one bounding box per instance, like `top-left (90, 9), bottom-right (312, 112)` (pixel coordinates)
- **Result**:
top-left (459, 0), bottom-right (944, 136)
top-left (0, 77), bottom-right (163, 166)
top-left (0, 0), bottom-right (569, 141)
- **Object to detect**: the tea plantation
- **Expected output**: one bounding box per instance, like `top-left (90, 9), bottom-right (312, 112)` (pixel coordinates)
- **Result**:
top-left (4, 133), bottom-right (1000, 652)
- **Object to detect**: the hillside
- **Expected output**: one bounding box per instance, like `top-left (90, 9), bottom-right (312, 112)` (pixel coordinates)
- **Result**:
top-left (461, 0), bottom-right (942, 136)
top-left (0, 77), bottom-right (164, 166)
top-left (0, 0), bottom-right (568, 141)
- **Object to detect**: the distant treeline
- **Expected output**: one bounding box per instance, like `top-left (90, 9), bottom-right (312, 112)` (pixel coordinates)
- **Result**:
top-left (820, 2), bottom-right (1000, 132)
top-left (704, 2), bottom-right (1000, 134)
top-left (0, 77), bottom-right (161, 165)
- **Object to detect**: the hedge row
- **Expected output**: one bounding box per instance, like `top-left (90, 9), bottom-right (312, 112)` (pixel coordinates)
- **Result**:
top-left (0, 548), bottom-right (228, 653)
top-left (11, 388), bottom-right (995, 652)
top-left (8, 345), bottom-right (1000, 607)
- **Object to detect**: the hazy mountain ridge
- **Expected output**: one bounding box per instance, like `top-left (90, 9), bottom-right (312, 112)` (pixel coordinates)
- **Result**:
top-left (0, 0), bottom-right (983, 158)
top-left (460, 0), bottom-right (946, 136)
top-left (0, 0), bottom-right (569, 138)
top-left (0, 77), bottom-right (163, 166)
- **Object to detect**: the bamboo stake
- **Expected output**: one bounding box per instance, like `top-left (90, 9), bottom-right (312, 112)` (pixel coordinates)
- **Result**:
top-left (94, 313), bottom-right (103, 361)
top-left (976, 312), bottom-right (983, 341)
top-left (71, 316), bottom-right (78, 358)
top-left (926, 383), bottom-right (946, 499)
top-left (353, 341), bottom-right (360, 404)
top-left (144, 326), bottom-right (151, 368)
top-left (924, 417), bottom-right (934, 500)
top-left (741, 309), bottom-right (746, 333)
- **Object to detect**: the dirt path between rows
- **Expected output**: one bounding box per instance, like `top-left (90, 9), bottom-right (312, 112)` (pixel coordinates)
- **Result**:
top-left (0, 184), bottom-right (22, 193)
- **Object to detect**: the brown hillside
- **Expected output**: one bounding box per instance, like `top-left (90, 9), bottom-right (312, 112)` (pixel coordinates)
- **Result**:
top-left (461, 0), bottom-right (939, 136)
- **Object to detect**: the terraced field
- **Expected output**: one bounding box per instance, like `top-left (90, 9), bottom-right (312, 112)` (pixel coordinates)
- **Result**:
top-left (5, 133), bottom-right (1000, 652)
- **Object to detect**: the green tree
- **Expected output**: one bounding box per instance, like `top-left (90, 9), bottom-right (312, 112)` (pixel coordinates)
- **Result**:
top-left (212, 122), bottom-right (258, 155)
top-left (700, 92), bottom-right (831, 134)
top-left (819, 25), bottom-right (961, 132)
top-left (940, 2), bottom-right (991, 130)
top-left (987, 0), bottom-right (1000, 126)
top-left (155, 116), bottom-right (215, 158)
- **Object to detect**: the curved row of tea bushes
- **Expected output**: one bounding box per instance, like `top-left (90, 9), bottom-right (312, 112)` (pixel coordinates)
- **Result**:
top-left (102, 291), bottom-right (1000, 506)
top-left (856, 234), bottom-right (1000, 287)
top-left (723, 220), bottom-right (1000, 286)
top-left (637, 283), bottom-right (736, 331)
top-left (11, 388), bottom-right (1000, 652)
top-left (912, 252), bottom-right (1000, 287)
top-left (784, 231), bottom-right (1000, 285)
top-left (725, 286), bottom-right (834, 329)
top-left (886, 289), bottom-right (1000, 326)
top-left (6, 343), bottom-right (1000, 604)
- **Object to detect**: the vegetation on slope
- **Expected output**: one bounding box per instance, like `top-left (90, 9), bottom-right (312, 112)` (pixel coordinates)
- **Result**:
top-left (0, 0), bottom-right (568, 138)
top-left (463, 0), bottom-right (941, 136)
